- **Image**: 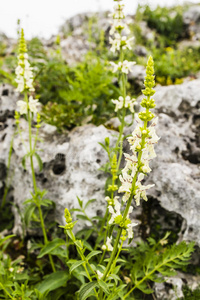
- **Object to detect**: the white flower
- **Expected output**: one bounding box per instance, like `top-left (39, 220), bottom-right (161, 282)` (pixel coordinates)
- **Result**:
top-left (110, 60), bottom-right (136, 74)
top-left (97, 270), bottom-right (103, 279)
top-left (134, 176), bottom-right (155, 206)
top-left (109, 33), bottom-right (134, 53)
top-left (125, 96), bottom-right (136, 113)
top-left (121, 60), bottom-right (136, 74)
top-left (109, 33), bottom-right (121, 52)
top-left (101, 245), bottom-right (107, 251)
top-left (29, 96), bottom-right (39, 113)
top-left (106, 237), bottom-right (113, 251)
top-left (108, 200), bottom-right (121, 224)
top-left (17, 100), bottom-right (28, 115)
top-left (16, 77), bottom-right (25, 93)
top-left (15, 53), bottom-right (35, 93)
top-left (112, 95), bottom-right (136, 113)
top-left (127, 206), bottom-right (133, 219)
top-left (9, 267), bottom-right (14, 272)
top-left (127, 222), bottom-right (138, 239)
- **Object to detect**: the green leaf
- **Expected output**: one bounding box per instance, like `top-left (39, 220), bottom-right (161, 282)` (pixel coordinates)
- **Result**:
top-left (84, 199), bottom-right (96, 210)
top-left (0, 235), bottom-right (15, 246)
top-left (70, 208), bottom-right (82, 212)
top-left (77, 196), bottom-right (83, 208)
top-left (22, 154), bottom-right (28, 170)
top-left (76, 214), bottom-right (88, 221)
top-left (83, 240), bottom-right (93, 252)
top-left (36, 271), bottom-right (69, 295)
top-left (66, 230), bottom-right (75, 241)
top-left (40, 198), bottom-right (53, 207)
top-left (74, 240), bottom-right (83, 249)
top-left (86, 250), bottom-right (102, 261)
top-left (79, 281), bottom-right (98, 300)
top-left (137, 282), bottom-right (154, 294)
top-left (107, 274), bottom-right (120, 285)
top-left (34, 152), bottom-right (43, 171)
top-left (37, 239), bottom-right (65, 258)
top-left (24, 203), bottom-right (36, 226)
top-left (98, 280), bottom-right (110, 295)
top-left (69, 260), bottom-right (84, 274)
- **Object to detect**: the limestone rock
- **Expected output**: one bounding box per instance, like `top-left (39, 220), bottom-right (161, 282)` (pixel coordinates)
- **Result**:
top-left (0, 84), bottom-right (117, 235)
top-left (183, 5), bottom-right (200, 40)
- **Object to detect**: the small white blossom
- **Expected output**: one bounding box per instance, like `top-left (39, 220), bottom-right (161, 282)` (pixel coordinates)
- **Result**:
top-left (109, 34), bottom-right (134, 53)
top-left (121, 60), bottom-right (135, 74)
top-left (112, 95), bottom-right (136, 113)
top-left (9, 267), bottom-right (14, 272)
top-left (127, 222), bottom-right (138, 239)
top-left (106, 237), bottom-right (113, 251)
top-left (15, 53), bottom-right (35, 93)
top-left (134, 174), bottom-right (155, 206)
top-left (29, 96), bottom-right (39, 114)
top-left (110, 60), bottom-right (136, 74)
top-left (108, 199), bottom-right (121, 224)
top-left (17, 100), bottom-right (28, 115)
top-left (97, 270), bottom-right (104, 279)
top-left (101, 245), bottom-right (107, 251)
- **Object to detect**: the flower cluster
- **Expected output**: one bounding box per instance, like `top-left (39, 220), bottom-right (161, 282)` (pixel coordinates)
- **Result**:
top-left (110, 34), bottom-right (134, 53)
top-left (109, 0), bottom-right (134, 53)
top-left (15, 29), bottom-right (34, 93)
top-left (17, 96), bottom-right (39, 115)
top-left (16, 29), bottom-right (39, 115)
top-left (112, 95), bottom-right (136, 113)
top-left (102, 237), bottom-right (113, 251)
top-left (64, 208), bottom-right (74, 230)
top-left (107, 197), bottom-right (138, 239)
top-left (119, 56), bottom-right (159, 207)
top-left (110, 60), bottom-right (135, 74)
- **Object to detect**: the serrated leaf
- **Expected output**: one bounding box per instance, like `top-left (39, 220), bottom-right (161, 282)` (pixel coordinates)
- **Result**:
top-left (37, 239), bottom-right (65, 258)
top-left (137, 282), bottom-right (154, 294)
top-left (24, 203), bottom-right (36, 226)
top-left (86, 250), bottom-right (102, 261)
top-left (98, 279), bottom-right (110, 295)
top-left (79, 281), bottom-right (98, 300)
top-left (36, 271), bottom-right (69, 295)
top-left (34, 152), bottom-right (43, 172)
top-left (70, 260), bottom-right (84, 274)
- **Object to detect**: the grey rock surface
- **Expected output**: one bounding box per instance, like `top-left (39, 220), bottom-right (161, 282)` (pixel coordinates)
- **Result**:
top-left (143, 80), bottom-right (200, 245)
top-left (183, 5), bottom-right (200, 40)
top-left (1, 79), bottom-right (200, 246)
top-left (0, 84), bottom-right (117, 235)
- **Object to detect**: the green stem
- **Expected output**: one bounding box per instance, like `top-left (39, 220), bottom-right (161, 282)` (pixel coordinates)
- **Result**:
top-left (101, 116), bottom-right (148, 284)
top-left (25, 92), bottom-right (56, 273)
top-left (101, 228), bottom-right (122, 281)
top-left (1, 134), bottom-right (14, 208)
top-left (107, 240), bottom-right (124, 278)
top-left (69, 230), bottom-right (98, 298)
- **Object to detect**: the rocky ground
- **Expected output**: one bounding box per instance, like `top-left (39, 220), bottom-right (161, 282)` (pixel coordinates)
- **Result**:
top-left (0, 3), bottom-right (200, 299)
